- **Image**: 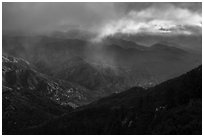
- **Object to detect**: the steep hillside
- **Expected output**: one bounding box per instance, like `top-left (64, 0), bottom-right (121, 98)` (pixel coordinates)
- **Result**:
top-left (19, 65), bottom-right (201, 135)
top-left (2, 55), bottom-right (99, 134)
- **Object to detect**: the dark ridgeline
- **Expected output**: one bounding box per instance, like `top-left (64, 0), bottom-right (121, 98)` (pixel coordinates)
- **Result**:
top-left (2, 54), bottom-right (202, 134)
top-left (2, 36), bottom-right (202, 135)
top-left (2, 2), bottom-right (202, 135)
top-left (19, 65), bottom-right (202, 135)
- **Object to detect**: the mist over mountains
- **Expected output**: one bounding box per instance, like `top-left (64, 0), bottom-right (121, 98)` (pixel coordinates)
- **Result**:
top-left (2, 2), bottom-right (202, 135)
top-left (3, 33), bottom-right (201, 94)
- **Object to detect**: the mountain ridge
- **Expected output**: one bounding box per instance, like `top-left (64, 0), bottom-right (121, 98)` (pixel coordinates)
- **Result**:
top-left (16, 65), bottom-right (202, 135)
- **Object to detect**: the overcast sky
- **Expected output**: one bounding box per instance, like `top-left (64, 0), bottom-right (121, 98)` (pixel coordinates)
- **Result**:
top-left (2, 2), bottom-right (202, 39)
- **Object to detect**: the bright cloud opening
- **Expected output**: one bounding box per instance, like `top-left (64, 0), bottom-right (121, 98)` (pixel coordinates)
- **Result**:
top-left (93, 4), bottom-right (202, 42)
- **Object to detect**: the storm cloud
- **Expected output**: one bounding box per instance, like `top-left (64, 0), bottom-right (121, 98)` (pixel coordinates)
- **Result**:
top-left (3, 2), bottom-right (202, 38)
top-left (3, 2), bottom-right (119, 34)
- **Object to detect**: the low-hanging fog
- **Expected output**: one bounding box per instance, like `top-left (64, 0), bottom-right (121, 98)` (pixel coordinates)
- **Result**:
top-left (2, 2), bottom-right (202, 90)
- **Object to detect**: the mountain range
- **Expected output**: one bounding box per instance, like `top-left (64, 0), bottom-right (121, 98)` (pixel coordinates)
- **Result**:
top-left (2, 32), bottom-right (202, 134)
top-left (4, 59), bottom-right (201, 134)
top-left (3, 35), bottom-right (201, 96)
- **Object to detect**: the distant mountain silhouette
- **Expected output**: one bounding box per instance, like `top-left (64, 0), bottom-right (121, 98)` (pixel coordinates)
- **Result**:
top-left (2, 35), bottom-right (201, 100)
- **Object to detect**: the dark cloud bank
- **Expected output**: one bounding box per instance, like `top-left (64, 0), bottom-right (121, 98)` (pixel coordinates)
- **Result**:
top-left (2, 2), bottom-right (202, 50)
top-left (3, 2), bottom-right (201, 34)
